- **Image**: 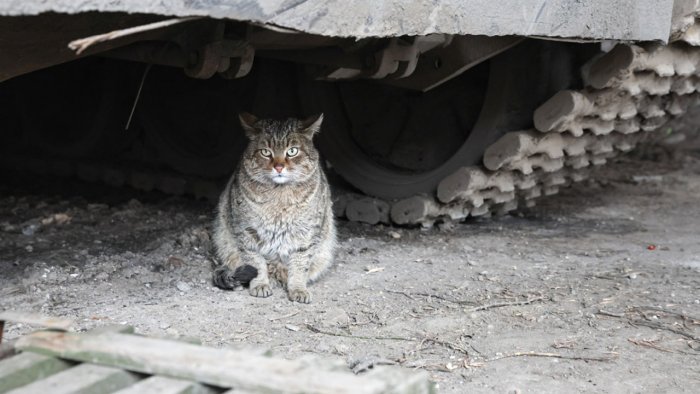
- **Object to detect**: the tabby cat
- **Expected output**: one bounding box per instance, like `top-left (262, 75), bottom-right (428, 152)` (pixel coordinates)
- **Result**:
top-left (212, 113), bottom-right (336, 303)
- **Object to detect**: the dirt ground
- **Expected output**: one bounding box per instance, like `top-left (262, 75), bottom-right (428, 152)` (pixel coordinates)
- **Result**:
top-left (1, 147), bottom-right (699, 393)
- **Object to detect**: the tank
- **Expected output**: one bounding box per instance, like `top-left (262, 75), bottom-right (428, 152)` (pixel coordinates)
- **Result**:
top-left (1, 0), bottom-right (699, 226)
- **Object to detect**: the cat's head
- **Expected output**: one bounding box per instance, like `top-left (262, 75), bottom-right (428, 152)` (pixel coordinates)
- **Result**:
top-left (238, 113), bottom-right (323, 185)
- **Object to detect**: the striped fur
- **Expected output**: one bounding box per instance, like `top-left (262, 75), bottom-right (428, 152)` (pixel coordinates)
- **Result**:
top-left (212, 113), bottom-right (336, 303)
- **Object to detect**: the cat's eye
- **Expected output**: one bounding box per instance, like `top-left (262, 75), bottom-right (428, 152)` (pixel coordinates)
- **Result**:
top-left (286, 147), bottom-right (299, 157)
top-left (259, 149), bottom-right (272, 158)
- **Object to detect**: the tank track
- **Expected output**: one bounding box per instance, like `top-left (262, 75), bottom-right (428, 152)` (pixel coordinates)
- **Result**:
top-left (335, 40), bottom-right (700, 227)
top-left (2, 40), bottom-right (699, 227)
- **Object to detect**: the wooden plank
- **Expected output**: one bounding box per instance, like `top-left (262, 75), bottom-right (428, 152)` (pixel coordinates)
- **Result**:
top-left (0, 352), bottom-right (73, 393)
top-left (0, 311), bottom-right (73, 331)
top-left (0, 343), bottom-right (16, 361)
top-left (15, 331), bottom-right (431, 394)
top-left (112, 376), bottom-right (218, 394)
top-left (6, 363), bottom-right (140, 394)
top-left (365, 366), bottom-right (438, 394)
top-left (88, 324), bottom-right (199, 345)
top-left (85, 325), bottom-right (135, 336)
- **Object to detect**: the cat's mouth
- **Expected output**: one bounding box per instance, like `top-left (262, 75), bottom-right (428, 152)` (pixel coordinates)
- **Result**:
top-left (271, 172), bottom-right (290, 184)
top-left (272, 176), bottom-right (289, 184)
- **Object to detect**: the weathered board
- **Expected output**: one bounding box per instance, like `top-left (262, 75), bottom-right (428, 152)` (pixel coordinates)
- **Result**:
top-left (0, 352), bottom-right (74, 392)
top-left (0, 328), bottom-right (432, 394)
top-left (6, 364), bottom-right (141, 394)
top-left (111, 376), bottom-right (218, 394)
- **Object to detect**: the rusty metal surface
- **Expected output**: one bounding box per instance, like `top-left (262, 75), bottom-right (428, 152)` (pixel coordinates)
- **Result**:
top-left (0, 0), bottom-right (678, 42)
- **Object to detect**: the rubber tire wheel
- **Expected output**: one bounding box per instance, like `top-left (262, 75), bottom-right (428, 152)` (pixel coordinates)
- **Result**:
top-left (137, 65), bottom-right (254, 179)
top-left (299, 39), bottom-right (585, 200)
top-left (14, 57), bottom-right (141, 158)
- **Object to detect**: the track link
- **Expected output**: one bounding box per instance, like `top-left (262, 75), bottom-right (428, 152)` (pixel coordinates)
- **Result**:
top-left (335, 40), bottom-right (700, 227)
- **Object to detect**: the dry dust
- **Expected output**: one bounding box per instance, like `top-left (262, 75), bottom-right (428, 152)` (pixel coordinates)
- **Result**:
top-left (1, 150), bottom-right (699, 393)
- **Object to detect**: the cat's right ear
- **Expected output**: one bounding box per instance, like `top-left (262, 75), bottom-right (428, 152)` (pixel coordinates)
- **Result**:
top-left (239, 112), bottom-right (260, 139)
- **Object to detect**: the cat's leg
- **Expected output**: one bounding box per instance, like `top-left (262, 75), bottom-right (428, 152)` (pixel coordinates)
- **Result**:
top-left (308, 223), bottom-right (336, 282)
top-left (286, 210), bottom-right (336, 303)
top-left (213, 220), bottom-right (256, 290)
top-left (286, 251), bottom-right (314, 303)
top-left (308, 208), bottom-right (337, 282)
top-left (243, 251), bottom-right (273, 297)
top-left (213, 182), bottom-right (259, 290)
top-left (212, 250), bottom-right (258, 290)
top-left (267, 260), bottom-right (288, 288)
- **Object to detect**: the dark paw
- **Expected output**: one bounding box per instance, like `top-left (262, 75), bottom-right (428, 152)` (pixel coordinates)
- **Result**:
top-left (250, 284), bottom-right (272, 298)
top-left (213, 265), bottom-right (258, 290)
top-left (288, 289), bottom-right (311, 304)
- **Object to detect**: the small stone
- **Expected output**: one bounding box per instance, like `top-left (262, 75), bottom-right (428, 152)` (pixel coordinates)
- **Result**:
top-left (165, 328), bottom-right (180, 337)
top-left (160, 323), bottom-right (171, 330)
top-left (388, 231), bottom-right (401, 239)
top-left (334, 344), bottom-right (349, 354)
top-left (285, 324), bottom-right (300, 332)
top-left (632, 175), bottom-right (663, 184)
top-left (168, 256), bottom-right (186, 268)
top-left (54, 213), bottom-right (71, 225)
top-left (87, 203), bottom-right (109, 211)
top-left (1, 222), bottom-right (17, 232)
top-left (364, 266), bottom-right (385, 274)
top-left (40, 213), bottom-right (71, 226)
top-left (22, 223), bottom-right (40, 236)
top-left (176, 281), bottom-right (191, 292)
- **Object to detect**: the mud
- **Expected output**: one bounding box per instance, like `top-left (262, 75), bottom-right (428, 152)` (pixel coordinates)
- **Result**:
top-left (1, 149), bottom-right (699, 393)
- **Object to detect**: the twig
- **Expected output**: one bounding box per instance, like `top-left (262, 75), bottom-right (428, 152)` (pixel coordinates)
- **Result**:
top-left (269, 311), bottom-right (299, 321)
top-left (306, 324), bottom-right (473, 357)
top-left (469, 343), bottom-right (484, 356)
top-left (125, 63), bottom-right (151, 130)
top-left (305, 324), bottom-right (414, 342)
top-left (412, 292), bottom-right (454, 302)
top-left (488, 351), bottom-right (617, 362)
top-left (421, 336), bottom-right (470, 356)
top-left (466, 297), bottom-right (545, 313)
top-left (385, 289), bottom-right (455, 303)
top-left (627, 338), bottom-right (674, 353)
top-left (597, 309), bottom-right (625, 318)
top-left (631, 306), bottom-right (700, 323)
top-left (385, 290), bottom-right (417, 301)
top-left (631, 320), bottom-right (700, 341)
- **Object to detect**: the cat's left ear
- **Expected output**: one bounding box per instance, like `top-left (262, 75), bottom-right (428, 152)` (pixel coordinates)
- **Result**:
top-left (299, 113), bottom-right (323, 137)
top-left (239, 112), bottom-right (260, 139)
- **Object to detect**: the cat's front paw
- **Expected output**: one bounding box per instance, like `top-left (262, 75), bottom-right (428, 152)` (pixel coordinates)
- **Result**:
top-left (288, 288), bottom-right (312, 304)
top-left (249, 284), bottom-right (272, 298)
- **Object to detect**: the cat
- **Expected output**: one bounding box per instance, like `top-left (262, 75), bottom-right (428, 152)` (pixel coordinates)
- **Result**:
top-left (212, 112), bottom-right (336, 303)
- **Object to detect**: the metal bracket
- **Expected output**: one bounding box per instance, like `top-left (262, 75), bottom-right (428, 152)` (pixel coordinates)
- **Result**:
top-left (185, 40), bottom-right (254, 79)
top-left (369, 36), bottom-right (449, 79)
top-left (219, 43), bottom-right (255, 79)
top-left (318, 35), bottom-right (450, 82)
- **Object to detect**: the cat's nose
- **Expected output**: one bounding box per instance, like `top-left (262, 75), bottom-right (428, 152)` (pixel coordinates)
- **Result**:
top-left (274, 164), bottom-right (284, 173)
